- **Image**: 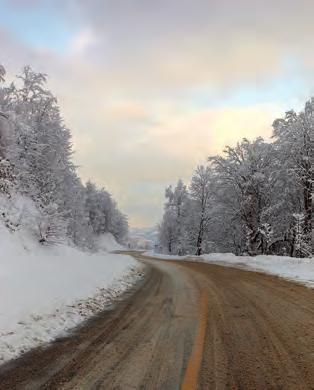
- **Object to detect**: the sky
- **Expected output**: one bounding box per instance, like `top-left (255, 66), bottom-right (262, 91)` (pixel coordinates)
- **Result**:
top-left (1, 0), bottom-right (314, 227)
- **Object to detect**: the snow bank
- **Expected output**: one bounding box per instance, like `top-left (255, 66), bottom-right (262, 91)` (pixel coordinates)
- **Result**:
top-left (96, 232), bottom-right (124, 252)
top-left (0, 224), bottom-right (143, 363)
top-left (144, 251), bottom-right (185, 260)
top-left (144, 251), bottom-right (314, 288)
top-left (201, 253), bottom-right (314, 288)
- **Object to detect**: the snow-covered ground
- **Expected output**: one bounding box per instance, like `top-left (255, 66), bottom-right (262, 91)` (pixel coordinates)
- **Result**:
top-left (0, 225), bottom-right (144, 364)
top-left (96, 232), bottom-right (124, 252)
top-left (144, 251), bottom-right (314, 288)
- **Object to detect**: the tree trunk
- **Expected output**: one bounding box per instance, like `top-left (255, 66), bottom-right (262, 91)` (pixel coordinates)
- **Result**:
top-left (168, 240), bottom-right (172, 254)
top-left (304, 178), bottom-right (312, 239)
top-left (195, 218), bottom-right (204, 256)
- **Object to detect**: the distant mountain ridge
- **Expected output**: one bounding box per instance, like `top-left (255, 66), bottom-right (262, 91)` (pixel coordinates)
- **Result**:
top-left (129, 227), bottom-right (158, 249)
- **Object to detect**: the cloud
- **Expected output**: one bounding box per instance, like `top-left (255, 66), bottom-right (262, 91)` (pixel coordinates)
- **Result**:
top-left (69, 0), bottom-right (314, 92)
top-left (6, 0), bottom-right (41, 7)
top-left (69, 28), bottom-right (99, 55)
top-left (70, 103), bottom-right (277, 226)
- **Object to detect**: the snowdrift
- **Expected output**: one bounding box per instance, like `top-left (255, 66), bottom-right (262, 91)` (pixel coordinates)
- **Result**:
top-left (96, 232), bottom-right (124, 252)
top-left (145, 251), bottom-right (314, 288)
top-left (0, 223), bottom-right (143, 363)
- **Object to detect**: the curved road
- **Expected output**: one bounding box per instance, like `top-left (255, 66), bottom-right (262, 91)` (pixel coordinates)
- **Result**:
top-left (1, 252), bottom-right (314, 389)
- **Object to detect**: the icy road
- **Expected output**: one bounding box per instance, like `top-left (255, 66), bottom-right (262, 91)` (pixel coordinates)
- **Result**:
top-left (1, 252), bottom-right (314, 389)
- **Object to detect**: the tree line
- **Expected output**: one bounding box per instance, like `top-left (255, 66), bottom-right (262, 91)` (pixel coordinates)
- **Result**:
top-left (0, 65), bottom-right (128, 249)
top-left (158, 100), bottom-right (313, 257)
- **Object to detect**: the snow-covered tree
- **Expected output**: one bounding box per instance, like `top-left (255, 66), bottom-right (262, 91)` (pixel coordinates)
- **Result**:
top-left (158, 180), bottom-right (189, 254)
top-left (84, 181), bottom-right (128, 243)
top-left (291, 213), bottom-right (312, 258)
top-left (158, 209), bottom-right (177, 254)
top-left (272, 101), bottom-right (313, 256)
top-left (209, 138), bottom-right (274, 255)
top-left (157, 102), bottom-right (313, 258)
top-left (0, 65), bottom-right (14, 196)
top-left (189, 166), bottom-right (213, 255)
top-left (0, 65), bottom-right (5, 83)
top-left (0, 64), bottom-right (128, 248)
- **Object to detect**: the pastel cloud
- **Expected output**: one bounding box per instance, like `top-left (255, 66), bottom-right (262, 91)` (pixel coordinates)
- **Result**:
top-left (69, 28), bottom-right (99, 55)
top-left (72, 103), bottom-right (276, 226)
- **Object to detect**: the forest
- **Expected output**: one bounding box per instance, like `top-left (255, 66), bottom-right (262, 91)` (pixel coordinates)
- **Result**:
top-left (0, 65), bottom-right (128, 249)
top-left (158, 101), bottom-right (313, 257)
top-left (0, 64), bottom-right (312, 258)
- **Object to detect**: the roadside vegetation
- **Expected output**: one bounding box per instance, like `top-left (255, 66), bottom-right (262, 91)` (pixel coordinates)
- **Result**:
top-left (158, 100), bottom-right (313, 257)
top-left (0, 65), bottom-right (128, 250)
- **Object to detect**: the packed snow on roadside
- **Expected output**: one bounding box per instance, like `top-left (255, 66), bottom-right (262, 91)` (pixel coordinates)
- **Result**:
top-left (96, 232), bottom-right (124, 252)
top-left (0, 224), bottom-right (143, 364)
top-left (145, 251), bottom-right (314, 288)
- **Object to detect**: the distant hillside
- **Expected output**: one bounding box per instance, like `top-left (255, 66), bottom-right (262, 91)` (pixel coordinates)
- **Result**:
top-left (128, 227), bottom-right (158, 250)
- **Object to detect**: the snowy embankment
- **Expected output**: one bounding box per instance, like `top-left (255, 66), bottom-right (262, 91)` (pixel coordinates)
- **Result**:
top-left (144, 251), bottom-right (314, 288)
top-left (0, 227), bottom-right (144, 364)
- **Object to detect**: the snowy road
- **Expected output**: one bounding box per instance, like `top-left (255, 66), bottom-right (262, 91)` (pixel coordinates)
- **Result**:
top-left (1, 252), bottom-right (314, 389)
